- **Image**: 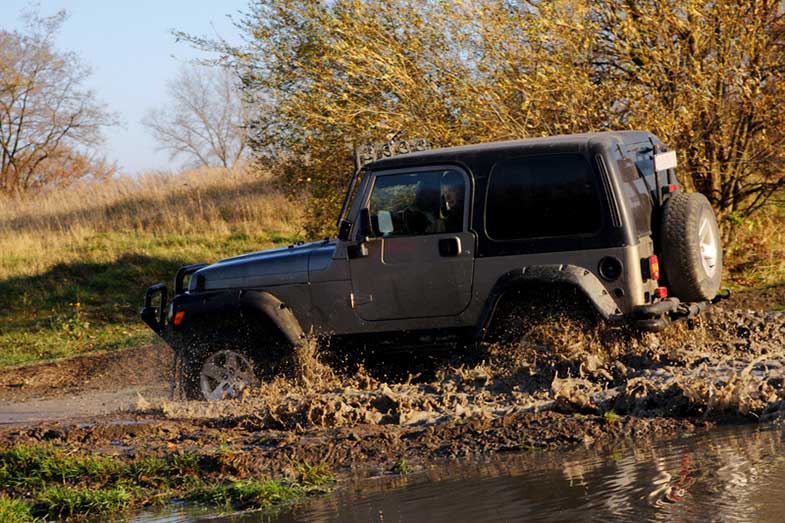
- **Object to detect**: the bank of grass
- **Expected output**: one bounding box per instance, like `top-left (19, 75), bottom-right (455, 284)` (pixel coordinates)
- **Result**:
top-left (0, 167), bottom-right (303, 367)
top-left (724, 207), bottom-right (785, 291)
top-left (0, 445), bottom-right (334, 521)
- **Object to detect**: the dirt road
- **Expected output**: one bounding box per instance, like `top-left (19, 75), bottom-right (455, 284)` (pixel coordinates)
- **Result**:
top-left (0, 344), bottom-right (171, 424)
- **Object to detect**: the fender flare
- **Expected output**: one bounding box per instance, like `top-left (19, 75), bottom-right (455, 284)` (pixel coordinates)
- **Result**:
top-left (476, 264), bottom-right (622, 339)
top-left (239, 290), bottom-right (307, 348)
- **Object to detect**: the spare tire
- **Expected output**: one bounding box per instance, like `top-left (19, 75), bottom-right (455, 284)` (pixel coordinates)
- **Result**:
top-left (661, 192), bottom-right (722, 302)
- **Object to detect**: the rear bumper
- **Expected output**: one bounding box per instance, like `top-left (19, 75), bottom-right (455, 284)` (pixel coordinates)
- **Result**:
top-left (629, 289), bottom-right (731, 331)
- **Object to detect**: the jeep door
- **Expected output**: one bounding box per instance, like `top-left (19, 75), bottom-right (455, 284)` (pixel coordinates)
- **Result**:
top-left (348, 167), bottom-right (475, 321)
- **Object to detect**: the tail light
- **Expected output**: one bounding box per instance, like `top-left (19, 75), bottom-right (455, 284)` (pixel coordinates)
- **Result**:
top-left (173, 310), bottom-right (186, 326)
top-left (655, 287), bottom-right (668, 299)
top-left (648, 255), bottom-right (660, 281)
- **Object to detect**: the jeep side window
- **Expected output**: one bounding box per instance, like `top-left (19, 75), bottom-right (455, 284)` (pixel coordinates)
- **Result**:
top-left (368, 170), bottom-right (465, 237)
top-left (486, 154), bottom-right (602, 240)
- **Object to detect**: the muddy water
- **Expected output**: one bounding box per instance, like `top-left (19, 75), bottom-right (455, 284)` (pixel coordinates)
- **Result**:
top-left (137, 422), bottom-right (785, 523)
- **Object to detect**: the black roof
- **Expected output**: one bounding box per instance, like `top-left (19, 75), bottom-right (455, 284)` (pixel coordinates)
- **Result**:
top-left (365, 130), bottom-right (655, 172)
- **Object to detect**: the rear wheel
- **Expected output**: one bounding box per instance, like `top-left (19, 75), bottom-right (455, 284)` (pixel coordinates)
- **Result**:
top-left (483, 284), bottom-right (604, 384)
top-left (661, 193), bottom-right (722, 302)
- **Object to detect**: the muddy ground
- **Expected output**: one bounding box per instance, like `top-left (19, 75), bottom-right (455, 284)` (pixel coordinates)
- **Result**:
top-left (1, 288), bottom-right (785, 481)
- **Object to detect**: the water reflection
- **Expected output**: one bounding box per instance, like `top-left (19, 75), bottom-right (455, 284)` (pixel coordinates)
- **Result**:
top-left (140, 422), bottom-right (785, 523)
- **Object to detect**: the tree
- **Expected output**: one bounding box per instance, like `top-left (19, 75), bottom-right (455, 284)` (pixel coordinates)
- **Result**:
top-left (592, 0), bottom-right (785, 219)
top-left (0, 10), bottom-right (114, 195)
top-left (191, 0), bottom-right (615, 234)
top-left (184, 0), bottom-right (785, 234)
top-left (143, 64), bottom-right (249, 169)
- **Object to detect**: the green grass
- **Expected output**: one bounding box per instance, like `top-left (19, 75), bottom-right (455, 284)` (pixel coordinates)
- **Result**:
top-left (0, 230), bottom-right (299, 367)
top-left (38, 486), bottom-right (133, 520)
top-left (390, 458), bottom-right (411, 475)
top-left (188, 479), bottom-right (302, 510)
top-left (0, 496), bottom-right (38, 523)
top-left (0, 446), bottom-right (123, 490)
top-left (603, 410), bottom-right (621, 425)
top-left (0, 445), bottom-right (334, 521)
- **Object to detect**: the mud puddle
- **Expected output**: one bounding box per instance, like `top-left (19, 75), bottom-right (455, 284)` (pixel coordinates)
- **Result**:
top-left (0, 343), bottom-right (171, 402)
top-left (222, 421), bottom-right (785, 523)
top-left (0, 384), bottom-right (168, 425)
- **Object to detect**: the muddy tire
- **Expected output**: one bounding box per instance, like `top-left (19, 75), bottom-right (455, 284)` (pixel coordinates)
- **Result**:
top-left (661, 193), bottom-right (722, 302)
top-left (484, 284), bottom-right (604, 383)
top-left (175, 318), bottom-right (289, 401)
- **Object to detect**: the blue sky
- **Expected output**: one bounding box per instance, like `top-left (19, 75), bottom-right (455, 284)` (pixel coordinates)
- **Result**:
top-left (0, 0), bottom-right (248, 174)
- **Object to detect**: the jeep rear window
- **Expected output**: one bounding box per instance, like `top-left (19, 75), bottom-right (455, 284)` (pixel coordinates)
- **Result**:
top-left (485, 154), bottom-right (603, 240)
top-left (616, 144), bottom-right (656, 237)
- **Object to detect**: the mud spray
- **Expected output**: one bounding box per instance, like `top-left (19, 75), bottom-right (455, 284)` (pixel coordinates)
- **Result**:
top-left (139, 302), bottom-right (785, 432)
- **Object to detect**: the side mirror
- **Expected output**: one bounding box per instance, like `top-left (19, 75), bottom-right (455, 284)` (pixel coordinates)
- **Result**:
top-left (358, 208), bottom-right (373, 239)
top-left (377, 210), bottom-right (394, 235)
top-left (337, 219), bottom-right (353, 241)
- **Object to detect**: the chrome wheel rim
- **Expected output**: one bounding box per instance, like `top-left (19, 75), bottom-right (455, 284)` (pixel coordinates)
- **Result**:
top-left (698, 215), bottom-right (718, 278)
top-left (199, 350), bottom-right (258, 401)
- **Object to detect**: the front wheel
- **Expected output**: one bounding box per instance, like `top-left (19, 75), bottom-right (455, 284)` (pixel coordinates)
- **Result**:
top-left (197, 349), bottom-right (259, 400)
top-left (173, 319), bottom-right (289, 401)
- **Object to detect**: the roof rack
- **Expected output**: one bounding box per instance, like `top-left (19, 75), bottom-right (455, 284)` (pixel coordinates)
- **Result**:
top-left (354, 137), bottom-right (431, 168)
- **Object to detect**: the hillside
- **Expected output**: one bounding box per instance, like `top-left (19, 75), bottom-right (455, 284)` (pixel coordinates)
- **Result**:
top-left (0, 167), bottom-right (302, 366)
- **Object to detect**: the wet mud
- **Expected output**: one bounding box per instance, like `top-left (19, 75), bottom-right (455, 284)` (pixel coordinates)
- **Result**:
top-left (1, 292), bottom-right (785, 479)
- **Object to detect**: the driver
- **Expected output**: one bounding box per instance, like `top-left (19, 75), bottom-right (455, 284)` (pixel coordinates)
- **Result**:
top-left (427, 171), bottom-right (465, 233)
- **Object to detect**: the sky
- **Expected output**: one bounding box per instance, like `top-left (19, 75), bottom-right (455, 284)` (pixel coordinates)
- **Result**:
top-left (0, 0), bottom-right (248, 174)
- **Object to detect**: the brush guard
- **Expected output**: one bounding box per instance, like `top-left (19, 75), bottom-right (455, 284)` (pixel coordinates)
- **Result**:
top-left (140, 263), bottom-right (208, 335)
top-left (140, 283), bottom-right (168, 335)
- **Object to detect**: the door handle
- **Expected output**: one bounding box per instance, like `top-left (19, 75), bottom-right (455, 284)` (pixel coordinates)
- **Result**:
top-left (438, 237), bottom-right (461, 257)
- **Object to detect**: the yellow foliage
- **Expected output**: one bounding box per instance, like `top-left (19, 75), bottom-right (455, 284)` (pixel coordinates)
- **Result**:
top-left (204, 0), bottom-right (785, 234)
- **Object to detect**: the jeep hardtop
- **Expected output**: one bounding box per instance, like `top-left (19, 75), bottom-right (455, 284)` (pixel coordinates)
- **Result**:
top-left (141, 130), bottom-right (725, 400)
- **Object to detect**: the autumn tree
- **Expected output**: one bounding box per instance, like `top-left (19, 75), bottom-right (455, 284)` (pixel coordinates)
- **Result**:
top-left (193, 0), bottom-right (608, 234)
top-left (186, 0), bottom-right (785, 234)
top-left (592, 0), bottom-right (785, 219)
top-left (0, 10), bottom-right (114, 195)
top-left (143, 64), bottom-right (249, 169)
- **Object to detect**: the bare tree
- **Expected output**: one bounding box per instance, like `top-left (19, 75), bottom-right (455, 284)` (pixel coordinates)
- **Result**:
top-left (0, 10), bottom-right (114, 195)
top-left (143, 64), bottom-right (248, 169)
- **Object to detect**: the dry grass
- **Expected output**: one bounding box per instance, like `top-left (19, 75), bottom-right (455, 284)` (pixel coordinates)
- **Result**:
top-left (0, 166), bottom-right (303, 280)
top-left (724, 207), bottom-right (785, 289)
top-left (0, 166), bottom-right (304, 366)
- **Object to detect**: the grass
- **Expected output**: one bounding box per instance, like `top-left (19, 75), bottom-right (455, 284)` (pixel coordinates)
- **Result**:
top-left (0, 496), bottom-right (39, 523)
top-left (0, 444), bottom-right (335, 521)
top-left (723, 206), bottom-right (785, 290)
top-left (38, 486), bottom-right (132, 520)
top-left (390, 458), bottom-right (411, 475)
top-left (0, 166), bottom-right (303, 367)
top-left (603, 410), bottom-right (621, 425)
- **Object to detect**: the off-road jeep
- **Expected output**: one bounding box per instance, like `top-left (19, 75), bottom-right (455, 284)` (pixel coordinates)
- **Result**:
top-left (141, 131), bottom-right (725, 400)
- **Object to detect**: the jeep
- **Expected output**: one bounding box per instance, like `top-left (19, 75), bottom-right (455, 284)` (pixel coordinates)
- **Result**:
top-left (141, 131), bottom-right (725, 400)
